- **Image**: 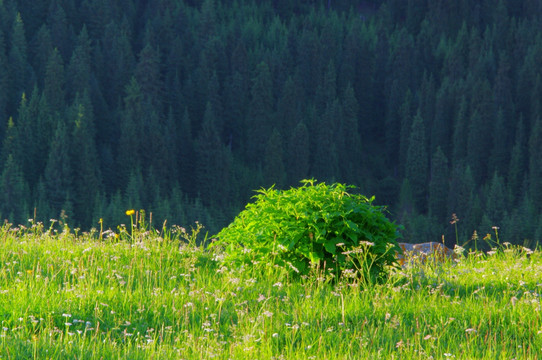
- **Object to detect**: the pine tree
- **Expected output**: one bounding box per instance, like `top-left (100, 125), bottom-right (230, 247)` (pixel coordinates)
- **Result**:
top-left (69, 92), bottom-right (102, 226)
top-left (340, 83), bottom-right (362, 182)
top-left (528, 117), bottom-right (542, 211)
top-left (195, 102), bottom-right (231, 206)
top-left (263, 128), bottom-right (286, 188)
top-left (508, 118), bottom-right (527, 204)
top-left (67, 25), bottom-right (92, 98)
top-left (98, 20), bottom-right (135, 109)
top-left (198, 0), bottom-right (217, 43)
top-left (276, 76), bottom-right (301, 135)
top-left (297, 26), bottom-right (321, 99)
top-left (405, 113), bottom-right (428, 213)
top-left (311, 101), bottom-right (340, 182)
top-left (398, 90), bottom-right (415, 176)
top-left (489, 109), bottom-right (510, 176)
top-left (43, 47), bottom-right (65, 114)
top-left (467, 110), bottom-right (490, 184)
top-left (44, 118), bottom-right (73, 217)
top-left (428, 146), bottom-right (449, 224)
top-left (246, 62), bottom-right (273, 163)
top-left (8, 13), bottom-right (30, 114)
top-left (397, 178), bottom-right (416, 227)
top-left (178, 109), bottom-right (195, 195)
top-left (35, 91), bottom-right (54, 177)
top-left (30, 25), bottom-right (53, 85)
top-left (315, 60), bottom-right (337, 115)
top-left (47, 0), bottom-right (73, 60)
top-left (448, 164), bottom-right (476, 239)
top-left (0, 154), bottom-right (29, 224)
top-left (224, 70), bottom-right (249, 152)
top-left (135, 41), bottom-right (163, 111)
top-left (117, 77), bottom-right (143, 186)
top-left (12, 88), bottom-right (44, 188)
top-left (0, 30), bottom-right (8, 128)
top-left (484, 172), bottom-right (507, 227)
top-left (452, 96), bottom-right (468, 165)
top-left (124, 169), bottom-right (144, 211)
top-left (286, 121), bottom-right (310, 185)
top-left (385, 80), bottom-right (403, 167)
top-left (34, 178), bottom-right (52, 224)
top-left (431, 79), bottom-right (455, 157)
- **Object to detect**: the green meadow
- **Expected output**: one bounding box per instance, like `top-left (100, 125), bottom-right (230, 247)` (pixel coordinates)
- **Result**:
top-left (0, 221), bottom-right (541, 359)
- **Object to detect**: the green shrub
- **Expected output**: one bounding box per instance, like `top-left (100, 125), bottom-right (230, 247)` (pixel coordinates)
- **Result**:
top-left (210, 179), bottom-right (401, 283)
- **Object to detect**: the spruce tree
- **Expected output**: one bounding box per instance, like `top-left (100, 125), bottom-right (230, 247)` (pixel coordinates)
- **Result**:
top-left (117, 77), bottom-right (143, 186)
top-left (195, 102), bottom-right (231, 206)
top-left (30, 25), bottom-right (53, 85)
top-left (8, 13), bottom-right (30, 114)
top-left (135, 41), bottom-right (163, 111)
top-left (12, 88), bottom-right (43, 188)
top-left (44, 118), bottom-right (73, 218)
top-left (448, 164), bottom-right (476, 239)
top-left (124, 169), bottom-right (144, 212)
top-left (312, 101), bottom-right (340, 183)
top-left (484, 172), bottom-right (507, 227)
top-left (98, 20), bottom-right (135, 110)
top-left (508, 118), bottom-right (527, 204)
top-left (276, 76), bottom-right (301, 135)
top-left (263, 128), bottom-right (286, 188)
top-left (528, 117), bottom-right (542, 211)
top-left (0, 30), bottom-right (8, 128)
top-left (47, 0), bottom-right (73, 60)
top-left (69, 92), bottom-right (102, 226)
top-left (428, 146), bottom-right (449, 224)
top-left (405, 113), bottom-right (428, 213)
top-left (67, 26), bottom-right (92, 98)
top-left (286, 121), bottom-right (310, 186)
top-left (246, 62), bottom-right (273, 163)
top-left (0, 154), bottom-right (29, 224)
top-left (340, 83), bottom-right (362, 182)
top-left (178, 109), bottom-right (195, 195)
top-left (43, 47), bottom-right (65, 114)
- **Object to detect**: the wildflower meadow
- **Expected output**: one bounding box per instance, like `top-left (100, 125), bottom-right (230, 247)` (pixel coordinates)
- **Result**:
top-left (0, 216), bottom-right (541, 359)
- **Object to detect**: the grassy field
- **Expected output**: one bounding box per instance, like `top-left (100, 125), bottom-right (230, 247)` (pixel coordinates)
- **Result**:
top-left (0, 221), bottom-right (541, 359)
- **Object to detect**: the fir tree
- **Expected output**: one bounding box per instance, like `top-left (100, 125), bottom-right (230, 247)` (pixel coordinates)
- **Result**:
top-left (44, 118), bottom-right (73, 217)
top-left (529, 117), bottom-right (542, 211)
top-left (428, 146), bottom-right (449, 224)
top-left (117, 77), bottom-right (143, 186)
top-left (8, 13), bottom-right (30, 114)
top-left (0, 30), bottom-right (8, 128)
top-left (340, 83), bottom-right (362, 182)
top-left (405, 113), bottom-right (428, 212)
top-left (246, 62), bottom-right (273, 162)
top-left (195, 103), bottom-right (231, 206)
top-left (0, 154), bottom-right (29, 224)
top-left (43, 47), bottom-right (65, 113)
top-left (69, 92), bottom-right (102, 226)
top-left (286, 121), bottom-right (310, 186)
top-left (263, 128), bottom-right (286, 188)
top-left (67, 26), bottom-right (92, 98)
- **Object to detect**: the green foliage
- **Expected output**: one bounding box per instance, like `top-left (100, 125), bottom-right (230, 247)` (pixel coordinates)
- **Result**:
top-left (211, 179), bottom-right (401, 282)
top-left (0, 219), bottom-right (542, 359)
top-left (2, 0), bottom-right (542, 243)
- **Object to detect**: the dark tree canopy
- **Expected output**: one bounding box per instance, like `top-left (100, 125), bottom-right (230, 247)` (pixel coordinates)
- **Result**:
top-left (0, 0), bottom-right (540, 246)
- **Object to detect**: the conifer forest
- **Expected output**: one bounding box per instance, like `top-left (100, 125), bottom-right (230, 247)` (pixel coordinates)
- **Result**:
top-left (0, 0), bottom-right (541, 246)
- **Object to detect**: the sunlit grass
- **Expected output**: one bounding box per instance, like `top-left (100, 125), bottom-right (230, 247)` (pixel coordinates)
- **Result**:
top-left (0, 220), bottom-right (541, 359)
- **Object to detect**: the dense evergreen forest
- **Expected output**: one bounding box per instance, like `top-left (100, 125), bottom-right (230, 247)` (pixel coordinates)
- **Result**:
top-left (0, 0), bottom-right (541, 246)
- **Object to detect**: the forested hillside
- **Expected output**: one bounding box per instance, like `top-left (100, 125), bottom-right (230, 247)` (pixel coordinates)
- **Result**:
top-left (0, 0), bottom-right (540, 245)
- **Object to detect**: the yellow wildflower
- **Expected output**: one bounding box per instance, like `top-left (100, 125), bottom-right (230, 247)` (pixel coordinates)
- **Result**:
top-left (125, 209), bottom-right (135, 216)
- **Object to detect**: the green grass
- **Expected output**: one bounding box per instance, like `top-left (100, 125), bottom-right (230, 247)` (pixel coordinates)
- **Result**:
top-left (0, 221), bottom-right (541, 359)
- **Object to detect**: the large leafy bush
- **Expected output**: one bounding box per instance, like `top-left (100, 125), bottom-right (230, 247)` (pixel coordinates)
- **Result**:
top-left (211, 180), bottom-right (401, 282)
